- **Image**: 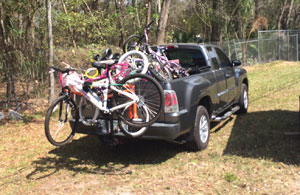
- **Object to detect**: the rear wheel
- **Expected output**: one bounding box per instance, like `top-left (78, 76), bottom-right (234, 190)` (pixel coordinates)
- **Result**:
top-left (149, 63), bottom-right (173, 82)
top-left (118, 106), bottom-right (149, 137)
top-left (114, 74), bottom-right (164, 129)
top-left (118, 50), bottom-right (149, 74)
top-left (122, 35), bottom-right (145, 53)
top-left (186, 105), bottom-right (210, 151)
top-left (45, 95), bottom-right (78, 146)
top-left (78, 96), bottom-right (99, 126)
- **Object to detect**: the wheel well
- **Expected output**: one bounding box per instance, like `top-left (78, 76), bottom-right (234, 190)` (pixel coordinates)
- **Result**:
top-left (243, 78), bottom-right (248, 88)
top-left (199, 96), bottom-right (211, 118)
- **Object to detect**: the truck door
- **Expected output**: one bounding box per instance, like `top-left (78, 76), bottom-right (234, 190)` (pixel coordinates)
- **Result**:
top-left (205, 47), bottom-right (227, 110)
top-left (215, 47), bottom-right (237, 105)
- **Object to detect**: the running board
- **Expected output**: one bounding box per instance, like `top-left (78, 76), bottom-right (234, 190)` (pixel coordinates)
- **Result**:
top-left (212, 106), bottom-right (240, 122)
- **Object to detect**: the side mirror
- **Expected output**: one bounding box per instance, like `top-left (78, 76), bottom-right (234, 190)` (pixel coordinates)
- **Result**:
top-left (232, 60), bottom-right (241, 66)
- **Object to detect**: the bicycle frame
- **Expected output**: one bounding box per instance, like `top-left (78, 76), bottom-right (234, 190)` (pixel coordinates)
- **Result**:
top-left (64, 65), bottom-right (139, 115)
top-left (81, 78), bottom-right (138, 114)
top-left (143, 25), bottom-right (189, 77)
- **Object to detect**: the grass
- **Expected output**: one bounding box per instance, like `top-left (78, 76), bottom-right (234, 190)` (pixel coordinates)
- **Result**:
top-left (0, 61), bottom-right (300, 194)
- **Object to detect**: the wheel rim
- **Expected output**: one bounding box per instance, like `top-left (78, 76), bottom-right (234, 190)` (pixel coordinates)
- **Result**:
top-left (48, 100), bottom-right (74, 144)
top-left (243, 90), bottom-right (248, 109)
top-left (119, 105), bottom-right (149, 137)
top-left (117, 76), bottom-right (162, 124)
top-left (199, 115), bottom-right (209, 143)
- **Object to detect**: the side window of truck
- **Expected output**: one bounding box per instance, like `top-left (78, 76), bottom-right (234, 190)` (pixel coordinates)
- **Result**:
top-left (215, 47), bottom-right (232, 68)
top-left (205, 46), bottom-right (219, 69)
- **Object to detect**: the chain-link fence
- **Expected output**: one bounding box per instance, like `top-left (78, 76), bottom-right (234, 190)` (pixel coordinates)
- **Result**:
top-left (210, 30), bottom-right (299, 65)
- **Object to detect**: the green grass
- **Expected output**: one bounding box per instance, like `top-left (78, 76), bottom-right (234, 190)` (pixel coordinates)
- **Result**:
top-left (0, 61), bottom-right (300, 194)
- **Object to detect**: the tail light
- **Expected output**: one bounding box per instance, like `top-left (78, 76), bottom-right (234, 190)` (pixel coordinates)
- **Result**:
top-left (164, 90), bottom-right (179, 113)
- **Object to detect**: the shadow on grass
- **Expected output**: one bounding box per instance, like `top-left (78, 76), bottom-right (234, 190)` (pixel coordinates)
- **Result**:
top-left (27, 136), bottom-right (185, 179)
top-left (223, 110), bottom-right (300, 165)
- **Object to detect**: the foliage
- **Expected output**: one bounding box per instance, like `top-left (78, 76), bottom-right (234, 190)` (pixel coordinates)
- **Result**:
top-left (0, 0), bottom-right (299, 108)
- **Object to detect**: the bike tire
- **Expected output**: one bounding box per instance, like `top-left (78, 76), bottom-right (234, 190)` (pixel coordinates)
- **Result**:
top-left (78, 96), bottom-right (99, 126)
top-left (118, 50), bottom-right (149, 75)
top-left (114, 73), bottom-right (164, 129)
top-left (169, 62), bottom-right (189, 78)
top-left (122, 34), bottom-right (145, 53)
top-left (44, 95), bottom-right (78, 146)
top-left (149, 64), bottom-right (173, 82)
top-left (118, 107), bottom-right (149, 137)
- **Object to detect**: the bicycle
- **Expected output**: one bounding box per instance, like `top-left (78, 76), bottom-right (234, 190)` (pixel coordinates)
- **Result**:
top-left (78, 48), bottom-right (150, 127)
top-left (45, 60), bottom-right (164, 146)
top-left (123, 20), bottom-right (189, 80)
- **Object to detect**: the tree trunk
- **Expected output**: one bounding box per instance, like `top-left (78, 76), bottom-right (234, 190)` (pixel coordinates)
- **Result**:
top-left (156, 0), bottom-right (171, 45)
top-left (114, 0), bottom-right (125, 46)
top-left (0, 3), bottom-right (19, 111)
top-left (82, 0), bottom-right (103, 36)
top-left (156, 0), bottom-right (161, 13)
top-left (46, 0), bottom-right (55, 103)
top-left (146, 0), bottom-right (152, 26)
top-left (278, 0), bottom-right (288, 30)
top-left (285, 0), bottom-right (294, 29)
top-left (61, 0), bottom-right (77, 48)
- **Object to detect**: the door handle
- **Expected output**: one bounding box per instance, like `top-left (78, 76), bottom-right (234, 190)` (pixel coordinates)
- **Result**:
top-left (225, 74), bottom-right (231, 78)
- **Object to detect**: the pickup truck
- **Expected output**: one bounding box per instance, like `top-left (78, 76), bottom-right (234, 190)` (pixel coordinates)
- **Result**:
top-left (76, 43), bottom-right (249, 151)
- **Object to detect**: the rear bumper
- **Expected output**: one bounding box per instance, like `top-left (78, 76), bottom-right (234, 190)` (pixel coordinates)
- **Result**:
top-left (142, 122), bottom-right (181, 140)
top-left (73, 109), bottom-right (189, 141)
top-left (74, 120), bottom-right (181, 141)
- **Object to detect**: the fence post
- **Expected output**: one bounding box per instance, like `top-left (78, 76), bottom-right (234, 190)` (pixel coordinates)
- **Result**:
top-left (278, 32), bottom-right (281, 60)
top-left (297, 34), bottom-right (299, 61)
top-left (233, 40), bottom-right (238, 64)
top-left (288, 31), bottom-right (290, 61)
top-left (258, 31), bottom-right (262, 64)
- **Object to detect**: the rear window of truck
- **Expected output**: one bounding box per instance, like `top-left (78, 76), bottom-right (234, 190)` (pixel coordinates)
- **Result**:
top-left (165, 48), bottom-right (207, 69)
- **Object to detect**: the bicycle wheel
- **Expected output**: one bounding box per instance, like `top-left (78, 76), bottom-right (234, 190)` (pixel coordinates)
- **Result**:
top-left (118, 106), bottom-right (149, 137)
top-left (118, 50), bottom-right (149, 74)
top-left (149, 63), bottom-right (173, 82)
top-left (45, 95), bottom-right (78, 146)
top-left (114, 73), bottom-right (164, 128)
top-left (122, 34), bottom-right (145, 53)
top-left (169, 62), bottom-right (188, 78)
top-left (79, 96), bottom-right (99, 126)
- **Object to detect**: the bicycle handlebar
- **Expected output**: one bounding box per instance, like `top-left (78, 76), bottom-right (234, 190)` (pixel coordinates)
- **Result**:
top-left (50, 66), bottom-right (76, 74)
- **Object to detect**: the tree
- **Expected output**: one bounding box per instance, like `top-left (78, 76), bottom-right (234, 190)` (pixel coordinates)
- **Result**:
top-left (46, 0), bottom-right (55, 103)
top-left (156, 0), bottom-right (172, 44)
top-left (146, 0), bottom-right (152, 26)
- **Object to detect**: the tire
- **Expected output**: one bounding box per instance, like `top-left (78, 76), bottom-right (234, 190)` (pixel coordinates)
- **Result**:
top-left (118, 50), bottom-right (149, 75)
top-left (186, 106), bottom-right (210, 151)
top-left (169, 62), bottom-right (188, 78)
top-left (122, 35), bottom-right (145, 53)
top-left (45, 95), bottom-right (78, 146)
top-left (78, 96), bottom-right (99, 126)
top-left (114, 73), bottom-right (164, 129)
top-left (237, 84), bottom-right (248, 114)
top-left (118, 107), bottom-right (149, 137)
top-left (149, 64), bottom-right (173, 82)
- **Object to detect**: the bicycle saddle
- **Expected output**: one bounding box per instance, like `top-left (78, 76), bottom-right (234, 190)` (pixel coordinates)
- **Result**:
top-left (92, 48), bottom-right (116, 69)
top-left (92, 59), bottom-right (115, 69)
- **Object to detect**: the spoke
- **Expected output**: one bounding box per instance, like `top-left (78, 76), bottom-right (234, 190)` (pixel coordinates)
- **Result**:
top-left (53, 122), bottom-right (65, 139)
top-left (145, 99), bottom-right (161, 105)
top-left (144, 105), bottom-right (157, 118)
